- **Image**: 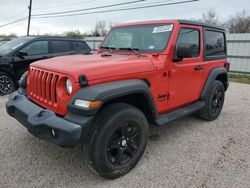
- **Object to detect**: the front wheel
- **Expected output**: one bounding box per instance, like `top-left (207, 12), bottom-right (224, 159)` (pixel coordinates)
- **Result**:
top-left (198, 80), bottom-right (225, 121)
top-left (0, 72), bottom-right (16, 96)
top-left (84, 103), bottom-right (149, 179)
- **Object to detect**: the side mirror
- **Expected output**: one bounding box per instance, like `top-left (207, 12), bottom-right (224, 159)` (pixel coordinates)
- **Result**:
top-left (16, 51), bottom-right (28, 58)
top-left (173, 43), bottom-right (193, 62)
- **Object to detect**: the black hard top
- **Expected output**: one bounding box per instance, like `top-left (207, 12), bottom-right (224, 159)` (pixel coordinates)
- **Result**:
top-left (178, 20), bottom-right (225, 31)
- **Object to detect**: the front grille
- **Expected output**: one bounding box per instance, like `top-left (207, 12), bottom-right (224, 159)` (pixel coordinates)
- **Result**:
top-left (28, 67), bottom-right (59, 105)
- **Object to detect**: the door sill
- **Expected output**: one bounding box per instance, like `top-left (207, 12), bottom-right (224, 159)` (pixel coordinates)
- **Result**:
top-left (155, 101), bottom-right (205, 126)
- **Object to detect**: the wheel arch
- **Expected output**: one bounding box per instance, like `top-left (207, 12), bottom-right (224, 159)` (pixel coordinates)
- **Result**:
top-left (215, 73), bottom-right (228, 91)
top-left (67, 79), bottom-right (158, 122)
top-left (100, 92), bottom-right (156, 123)
top-left (200, 67), bottom-right (228, 100)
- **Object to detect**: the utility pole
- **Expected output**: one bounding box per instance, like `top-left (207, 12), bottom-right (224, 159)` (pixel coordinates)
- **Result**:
top-left (27, 0), bottom-right (33, 36)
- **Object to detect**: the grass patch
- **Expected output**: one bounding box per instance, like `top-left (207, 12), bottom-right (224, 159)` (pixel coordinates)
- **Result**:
top-left (229, 73), bottom-right (250, 84)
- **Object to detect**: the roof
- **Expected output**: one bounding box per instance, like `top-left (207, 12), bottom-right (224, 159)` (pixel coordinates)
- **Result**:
top-left (21, 36), bottom-right (84, 41)
top-left (178, 20), bottom-right (225, 31)
top-left (113, 20), bottom-right (178, 28)
top-left (113, 19), bottom-right (225, 31)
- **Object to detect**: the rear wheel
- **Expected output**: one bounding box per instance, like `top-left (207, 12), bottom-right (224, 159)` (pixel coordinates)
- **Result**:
top-left (0, 72), bottom-right (15, 95)
top-left (84, 103), bottom-right (148, 179)
top-left (198, 80), bottom-right (225, 120)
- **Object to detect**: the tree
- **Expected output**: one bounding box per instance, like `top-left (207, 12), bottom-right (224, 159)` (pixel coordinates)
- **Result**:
top-left (226, 10), bottom-right (250, 33)
top-left (0, 33), bottom-right (17, 40)
top-left (63, 30), bottom-right (84, 38)
top-left (91, 21), bottom-right (108, 37)
top-left (200, 9), bottom-right (219, 25)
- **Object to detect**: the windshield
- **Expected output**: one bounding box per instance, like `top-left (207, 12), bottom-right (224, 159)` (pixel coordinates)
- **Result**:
top-left (0, 37), bottom-right (33, 55)
top-left (101, 24), bottom-right (173, 52)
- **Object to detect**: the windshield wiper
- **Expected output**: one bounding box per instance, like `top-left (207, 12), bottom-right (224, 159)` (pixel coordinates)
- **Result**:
top-left (100, 46), bottom-right (115, 53)
top-left (119, 47), bottom-right (144, 57)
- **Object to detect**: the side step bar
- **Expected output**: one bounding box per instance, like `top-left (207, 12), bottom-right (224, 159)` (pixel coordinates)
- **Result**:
top-left (155, 101), bottom-right (205, 126)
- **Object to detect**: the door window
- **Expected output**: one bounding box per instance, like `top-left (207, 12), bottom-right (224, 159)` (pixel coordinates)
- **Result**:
top-left (176, 28), bottom-right (200, 57)
top-left (19, 41), bottom-right (48, 56)
top-left (50, 41), bottom-right (72, 53)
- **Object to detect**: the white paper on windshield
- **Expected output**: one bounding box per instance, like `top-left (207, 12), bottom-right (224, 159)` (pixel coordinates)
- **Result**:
top-left (152, 24), bottom-right (173, 33)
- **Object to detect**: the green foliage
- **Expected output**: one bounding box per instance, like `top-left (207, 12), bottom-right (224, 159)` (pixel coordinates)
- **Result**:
top-left (229, 73), bottom-right (250, 84)
top-left (0, 33), bottom-right (17, 40)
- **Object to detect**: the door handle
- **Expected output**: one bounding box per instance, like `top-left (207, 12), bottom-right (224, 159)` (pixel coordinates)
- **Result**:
top-left (194, 66), bottom-right (204, 71)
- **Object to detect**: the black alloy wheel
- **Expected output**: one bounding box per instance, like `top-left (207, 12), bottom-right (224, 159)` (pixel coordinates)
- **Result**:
top-left (211, 88), bottom-right (224, 114)
top-left (84, 103), bottom-right (148, 179)
top-left (107, 122), bottom-right (140, 166)
top-left (0, 72), bottom-right (15, 95)
top-left (198, 80), bottom-right (225, 120)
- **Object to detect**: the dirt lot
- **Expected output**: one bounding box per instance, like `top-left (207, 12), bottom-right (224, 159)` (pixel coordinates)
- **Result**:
top-left (0, 82), bottom-right (249, 188)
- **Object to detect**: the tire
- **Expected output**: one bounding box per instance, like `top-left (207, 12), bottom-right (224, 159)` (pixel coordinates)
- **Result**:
top-left (198, 80), bottom-right (225, 121)
top-left (84, 103), bottom-right (149, 179)
top-left (0, 71), bottom-right (16, 96)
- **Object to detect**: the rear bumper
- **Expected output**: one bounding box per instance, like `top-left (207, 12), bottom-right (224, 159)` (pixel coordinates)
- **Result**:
top-left (6, 91), bottom-right (93, 147)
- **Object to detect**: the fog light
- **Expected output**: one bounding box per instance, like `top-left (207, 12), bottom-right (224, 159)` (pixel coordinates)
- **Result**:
top-left (51, 129), bottom-right (56, 137)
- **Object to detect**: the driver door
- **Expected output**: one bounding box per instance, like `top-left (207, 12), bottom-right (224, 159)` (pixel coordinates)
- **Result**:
top-left (168, 25), bottom-right (204, 109)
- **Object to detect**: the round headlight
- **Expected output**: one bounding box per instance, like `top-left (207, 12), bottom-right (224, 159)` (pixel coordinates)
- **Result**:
top-left (65, 78), bottom-right (73, 94)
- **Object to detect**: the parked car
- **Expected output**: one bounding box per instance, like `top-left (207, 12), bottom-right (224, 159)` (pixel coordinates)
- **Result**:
top-left (6, 20), bottom-right (229, 179)
top-left (0, 41), bottom-right (7, 46)
top-left (0, 36), bottom-right (92, 95)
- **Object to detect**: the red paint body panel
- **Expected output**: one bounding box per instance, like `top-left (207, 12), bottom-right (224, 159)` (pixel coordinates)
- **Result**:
top-left (167, 25), bottom-right (205, 109)
top-left (31, 54), bottom-right (155, 82)
top-left (27, 67), bottom-right (80, 115)
top-left (27, 20), bottom-right (227, 116)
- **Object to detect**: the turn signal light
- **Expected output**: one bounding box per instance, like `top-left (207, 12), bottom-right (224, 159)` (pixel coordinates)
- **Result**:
top-left (74, 99), bottom-right (102, 109)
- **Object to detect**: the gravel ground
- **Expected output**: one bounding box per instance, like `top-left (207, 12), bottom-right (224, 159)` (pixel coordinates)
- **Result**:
top-left (0, 82), bottom-right (249, 188)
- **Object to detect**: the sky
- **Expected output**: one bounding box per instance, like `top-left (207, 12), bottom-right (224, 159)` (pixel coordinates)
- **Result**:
top-left (0, 0), bottom-right (249, 36)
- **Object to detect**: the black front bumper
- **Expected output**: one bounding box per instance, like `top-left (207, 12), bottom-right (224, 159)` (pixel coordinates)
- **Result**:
top-left (6, 92), bottom-right (93, 147)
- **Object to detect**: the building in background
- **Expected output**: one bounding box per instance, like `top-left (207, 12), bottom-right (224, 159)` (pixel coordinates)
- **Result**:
top-left (227, 34), bottom-right (250, 74)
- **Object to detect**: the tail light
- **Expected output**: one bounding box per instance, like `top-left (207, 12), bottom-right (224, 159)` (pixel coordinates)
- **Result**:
top-left (224, 62), bottom-right (230, 71)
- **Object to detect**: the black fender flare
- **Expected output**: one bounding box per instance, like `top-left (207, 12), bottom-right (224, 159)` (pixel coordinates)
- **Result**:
top-left (200, 67), bottom-right (228, 100)
top-left (67, 79), bottom-right (158, 118)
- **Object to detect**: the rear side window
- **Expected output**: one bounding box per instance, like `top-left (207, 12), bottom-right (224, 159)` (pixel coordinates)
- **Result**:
top-left (50, 40), bottom-right (72, 53)
top-left (205, 30), bottom-right (226, 57)
top-left (73, 41), bottom-right (91, 52)
top-left (176, 28), bottom-right (200, 57)
top-left (20, 41), bottom-right (48, 56)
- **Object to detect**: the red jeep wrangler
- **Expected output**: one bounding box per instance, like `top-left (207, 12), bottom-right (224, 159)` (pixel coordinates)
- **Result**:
top-left (6, 20), bottom-right (229, 179)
